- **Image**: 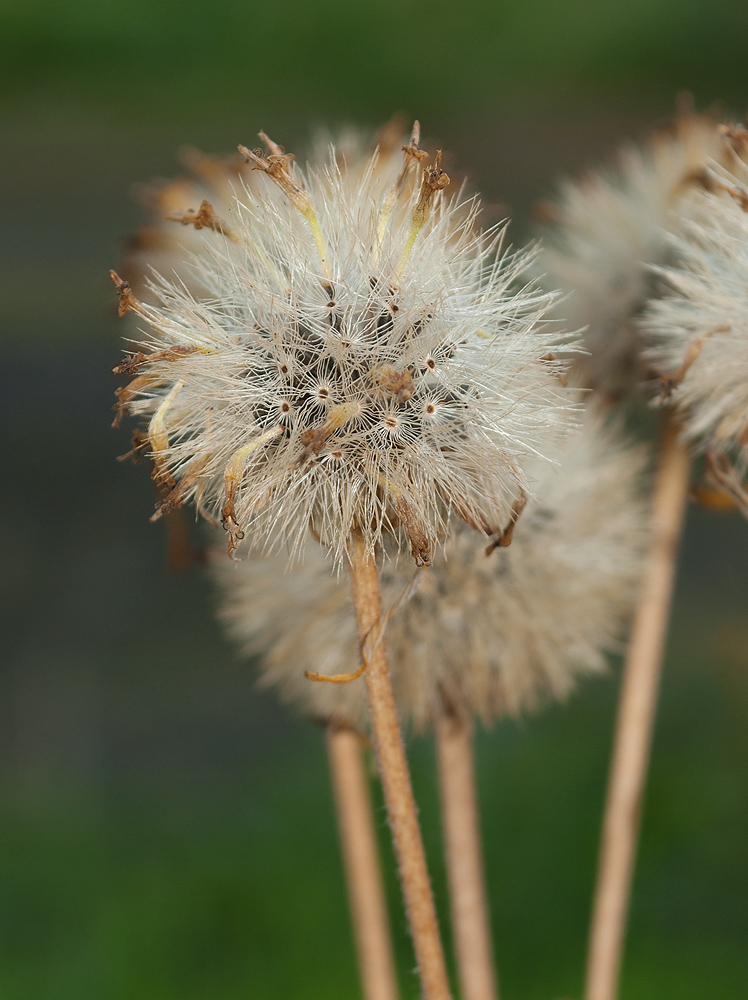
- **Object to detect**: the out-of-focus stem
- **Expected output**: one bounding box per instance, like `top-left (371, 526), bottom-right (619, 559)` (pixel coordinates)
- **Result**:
top-left (348, 530), bottom-right (452, 1000)
top-left (436, 712), bottom-right (499, 1000)
top-left (585, 411), bottom-right (691, 1000)
top-left (326, 724), bottom-right (400, 1000)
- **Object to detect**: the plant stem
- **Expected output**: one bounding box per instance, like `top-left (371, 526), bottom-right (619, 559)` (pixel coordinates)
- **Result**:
top-left (348, 530), bottom-right (452, 1000)
top-left (585, 411), bottom-right (691, 1000)
top-left (326, 724), bottom-right (400, 1000)
top-left (436, 712), bottom-right (499, 1000)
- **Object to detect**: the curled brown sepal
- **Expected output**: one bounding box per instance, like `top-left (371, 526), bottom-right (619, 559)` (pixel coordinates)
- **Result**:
top-left (113, 345), bottom-right (206, 376)
top-left (485, 490), bottom-right (528, 554)
top-left (306, 561), bottom-right (424, 683)
top-left (109, 270), bottom-right (138, 317)
top-left (166, 200), bottom-right (239, 243)
top-left (305, 662), bottom-right (367, 684)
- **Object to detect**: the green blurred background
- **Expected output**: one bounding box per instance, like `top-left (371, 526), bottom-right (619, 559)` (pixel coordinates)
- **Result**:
top-left (1, 1), bottom-right (748, 996)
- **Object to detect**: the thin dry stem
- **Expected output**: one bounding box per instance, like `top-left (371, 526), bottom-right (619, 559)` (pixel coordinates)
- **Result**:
top-left (585, 410), bottom-right (691, 1000)
top-left (348, 531), bottom-right (452, 1000)
top-left (326, 725), bottom-right (400, 1000)
top-left (435, 713), bottom-right (499, 1000)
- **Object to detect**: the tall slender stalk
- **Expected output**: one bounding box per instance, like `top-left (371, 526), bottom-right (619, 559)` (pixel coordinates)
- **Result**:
top-left (585, 411), bottom-right (691, 1000)
top-left (326, 724), bottom-right (400, 1000)
top-left (348, 530), bottom-right (452, 1000)
top-left (435, 712), bottom-right (499, 1000)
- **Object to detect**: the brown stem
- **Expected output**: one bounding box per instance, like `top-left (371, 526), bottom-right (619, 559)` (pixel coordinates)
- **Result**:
top-left (348, 531), bottom-right (452, 1000)
top-left (436, 712), bottom-right (499, 1000)
top-left (585, 411), bottom-right (691, 1000)
top-left (326, 724), bottom-right (400, 1000)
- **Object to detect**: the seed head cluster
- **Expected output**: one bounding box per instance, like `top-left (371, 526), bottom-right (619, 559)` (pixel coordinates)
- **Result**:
top-left (643, 157), bottom-right (748, 513)
top-left (537, 111), bottom-right (748, 395)
top-left (213, 410), bottom-right (647, 731)
top-left (113, 126), bottom-right (577, 566)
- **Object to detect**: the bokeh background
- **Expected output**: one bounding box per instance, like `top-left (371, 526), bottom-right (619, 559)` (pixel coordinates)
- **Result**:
top-left (2, 1), bottom-right (748, 997)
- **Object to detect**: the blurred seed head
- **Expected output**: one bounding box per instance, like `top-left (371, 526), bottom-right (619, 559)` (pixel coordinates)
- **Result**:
top-left (213, 409), bottom-right (648, 731)
top-left (112, 124), bottom-right (578, 568)
top-left (642, 154), bottom-right (748, 512)
top-left (536, 109), bottom-right (748, 397)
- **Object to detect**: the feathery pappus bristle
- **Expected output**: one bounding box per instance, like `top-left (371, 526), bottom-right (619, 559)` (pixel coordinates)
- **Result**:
top-left (537, 110), bottom-right (748, 396)
top-left (213, 409), bottom-right (648, 731)
top-left (112, 124), bottom-right (579, 568)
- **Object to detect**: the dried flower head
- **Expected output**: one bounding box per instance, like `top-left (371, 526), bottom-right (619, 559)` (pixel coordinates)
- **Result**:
top-left (537, 110), bottom-right (748, 395)
top-left (213, 410), bottom-right (647, 730)
top-left (112, 126), bottom-right (577, 567)
top-left (642, 157), bottom-right (748, 513)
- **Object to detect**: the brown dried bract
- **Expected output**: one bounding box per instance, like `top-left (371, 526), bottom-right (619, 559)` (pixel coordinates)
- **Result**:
top-left (414, 150), bottom-right (450, 222)
top-left (109, 269), bottom-right (138, 317)
top-left (112, 374), bottom-right (163, 428)
top-left (486, 491), bottom-right (528, 553)
top-left (167, 199), bottom-right (239, 242)
top-left (296, 401), bottom-right (361, 467)
top-left (221, 498), bottom-right (245, 557)
top-left (151, 454), bottom-right (210, 522)
top-left (395, 493), bottom-right (431, 566)
top-left (113, 345), bottom-right (204, 376)
top-left (238, 136), bottom-right (309, 214)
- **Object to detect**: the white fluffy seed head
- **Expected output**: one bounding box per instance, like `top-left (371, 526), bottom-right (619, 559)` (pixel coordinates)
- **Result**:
top-left (537, 111), bottom-right (748, 396)
top-left (213, 409), bottom-right (648, 731)
top-left (113, 127), bottom-right (579, 568)
top-left (642, 161), bottom-right (748, 473)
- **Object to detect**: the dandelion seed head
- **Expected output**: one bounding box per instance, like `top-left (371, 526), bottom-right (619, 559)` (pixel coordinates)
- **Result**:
top-left (537, 111), bottom-right (748, 395)
top-left (213, 410), bottom-right (648, 730)
top-left (114, 125), bottom-right (578, 566)
top-left (642, 160), bottom-right (748, 473)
